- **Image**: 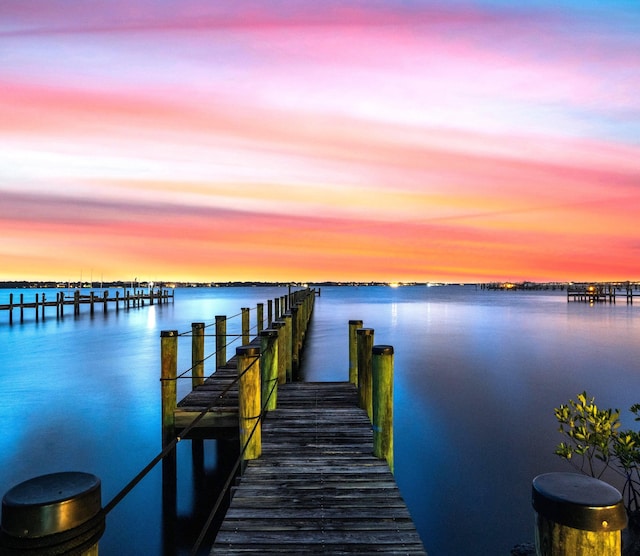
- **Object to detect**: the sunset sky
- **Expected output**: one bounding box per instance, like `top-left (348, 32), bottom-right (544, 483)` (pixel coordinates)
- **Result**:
top-left (1, 1), bottom-right (639, 283)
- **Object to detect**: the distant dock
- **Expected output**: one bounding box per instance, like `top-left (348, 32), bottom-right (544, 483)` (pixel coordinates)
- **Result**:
top-left (0, 288), bottom-right (174, 324)
top-left (481, 281), bottom-right (640, 303)
top-left (566, 283), bottom-right (639, 304)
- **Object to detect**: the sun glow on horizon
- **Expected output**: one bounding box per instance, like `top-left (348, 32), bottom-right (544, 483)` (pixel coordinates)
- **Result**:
top-left (1, 1), bottom-right (639, 283)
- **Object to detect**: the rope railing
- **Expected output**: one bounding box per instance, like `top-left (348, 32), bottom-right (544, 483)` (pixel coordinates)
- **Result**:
top-left (105, 354), bottom-right (262, 521)
top-left (189, 362), bottom-right (277, 556)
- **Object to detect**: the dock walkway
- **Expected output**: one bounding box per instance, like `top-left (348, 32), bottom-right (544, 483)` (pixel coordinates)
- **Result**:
top-left (211, 381), bottom-right (427, 555)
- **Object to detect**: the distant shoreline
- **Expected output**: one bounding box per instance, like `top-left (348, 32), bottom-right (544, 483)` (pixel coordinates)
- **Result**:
top-left (0, 280), bottom-right (638, 290)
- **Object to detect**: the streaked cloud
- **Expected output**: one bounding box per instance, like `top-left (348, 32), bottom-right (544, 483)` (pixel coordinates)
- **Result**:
top-left (1, 1), bottom-right (639, 281)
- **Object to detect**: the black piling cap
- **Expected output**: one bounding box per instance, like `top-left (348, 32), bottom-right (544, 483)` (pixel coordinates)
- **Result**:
top-left (532, 472), bottom-right (627, 532)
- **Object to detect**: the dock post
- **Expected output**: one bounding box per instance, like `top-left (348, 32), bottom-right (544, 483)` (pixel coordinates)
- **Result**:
top-left (103, 291), bottom-right (108, 313)
top-left (35, 293), bottom-right (39, 322)
top-left (160, 331), bottom-right (178, 498)
top-left (257, 303), bottom-right (264, 334)
top-left (274, 297), bottom-right (280, 320)
top-left (271, 320), bottom-right (286, 384)
top-left (41, 293), bottom-right (45, 320)
top-left (115, 290), bottom-right (119, 312)
top-left (267, 299), bottom-right (273, 326)
top-left (241, 308), bottom-right (250, 345)
top-left (532, 472), bottom-right (626, 555)
top-left (90, 292), bottom-right (95, 315)
top-left (357, 328), bottom-right (375, 422)
top-left (9, 293), bottom-right (13, 325)
top-left (191, 323), bottom-right (205, 388)
top-left (237, 345), bottom-right (261, 461)
top-left (282, 313), bottom-right (293, 382)
top-left (161, 331), bottom-right (178, 449)
top-left (349, 320), bottom-right (363, 385)
top-left (0, 472), bottom-right (104, 555)
top-left (372, 345), bottom-right (394, 473)
top-left (215, 316), bottom-right (227, 370)
top-left (260, 329), bottom-right (279, 410)
top-left (291, 305), bottom-right (299, 375)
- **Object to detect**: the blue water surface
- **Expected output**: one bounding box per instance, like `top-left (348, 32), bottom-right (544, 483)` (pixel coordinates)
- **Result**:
top-left (1, 285), bottom-right (639, 555)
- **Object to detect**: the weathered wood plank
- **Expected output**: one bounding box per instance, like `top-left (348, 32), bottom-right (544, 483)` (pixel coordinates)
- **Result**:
top-left (210, 382), bottom-right (427, 555)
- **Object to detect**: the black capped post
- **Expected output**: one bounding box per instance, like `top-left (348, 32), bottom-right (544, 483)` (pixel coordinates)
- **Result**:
top-left (532, 472), bottom-right (627, 555)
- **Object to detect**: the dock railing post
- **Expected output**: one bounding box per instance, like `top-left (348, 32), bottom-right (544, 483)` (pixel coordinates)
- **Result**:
top-left (291, 305), bottom-right (299, 375)
top-left (349, 320), bottom-right (363, 385)
top-left (161, 331), bottom-right (178, 451)
top-left (532, 472), bottom-right (626, 555)
top-left (191, 322), bottom-right (205, 389)
top-left (237, 345), bottom-right (261, 461)
top-left (267, 299), bottom-right (273, 326)
top-left (357, 328), bottom-right (375, 422)
top-left (372, 345), bottom-right (394, 473)
top-left (161, 330), bottom-right (178, 491)
top-left (271, 320), bottom-right (286, 384)
top-left (241, 308), bottom-right (250, 346)
top-left (215, 316), bottom-right (227, 370)
top-left (260, 329), bottom-right (279, 410)
top-left (257, 303), bottom-right (264, 334)
top-left (282, 313), bottom-right (293, 382)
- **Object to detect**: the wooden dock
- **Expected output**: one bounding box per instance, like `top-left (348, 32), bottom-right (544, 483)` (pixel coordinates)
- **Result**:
top-left (0, 288), bottom-right (174, 324)
top-left (158, 289), bottom-right (426, 554)
top-left (211, 382), bottom-right (426, 555)
top-left (566, 283), bottom-right (639, 303)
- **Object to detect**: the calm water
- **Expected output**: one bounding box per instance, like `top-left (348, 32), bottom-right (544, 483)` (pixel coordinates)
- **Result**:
top-left (1, 285), bottom-right (640, 555)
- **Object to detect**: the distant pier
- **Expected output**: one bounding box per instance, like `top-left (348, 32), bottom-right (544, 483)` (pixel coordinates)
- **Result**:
top-left (0, 288), bottom-right (174, 324)
top-left (481, 281), bottom-right (640, 303)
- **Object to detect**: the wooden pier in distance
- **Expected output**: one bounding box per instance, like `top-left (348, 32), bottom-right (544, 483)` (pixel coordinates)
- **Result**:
top-left (212, 381), bottom-right (426, 554)
top-left (567, 283), bottom-right (639, 304)
top-left (0, 288), bottom-right (174, 324)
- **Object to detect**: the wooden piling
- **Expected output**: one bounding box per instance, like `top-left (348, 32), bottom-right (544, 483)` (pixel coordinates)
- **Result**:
top-left (191, 323), bottom-right (205, 389)
top-left (372, 345), bottom-right (394, 473)
top-left (257, 303), bottom-right (264, 334)
top-left (267, 299), bottom-right (273, 326)
top-left (271, 320), bottom-right (287, 384)
top-left (291, 305), bottom-right (300, 375)
top-left (35, 293), bottom-right (39, 322)
top-left (103, 291), bottom-right (108, 313)
top-left (532, 472), bottom-right (627, 555)
top-left (348, 320), bottom-right (363, 385)
top-left (215, 316), bottom-right (227, 371)
top-left (260, 329), bottom-right (279, 411)
top-left (160, 331), bottom-right (178, 450)
top-left (357, 328), bottom-right (374, 422)
top-left (241, 308), bottom-right (250, 346)
top-left (282, 313), bottom-right (293, 382)
top-left (8, 293), bottom-right (13, 325)
top-left (237, 345), bottom-right (261, 461)
top-left (0, 472), bottom-right (104, 555)
top-left (20, 293), bottom-right (24, 323)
